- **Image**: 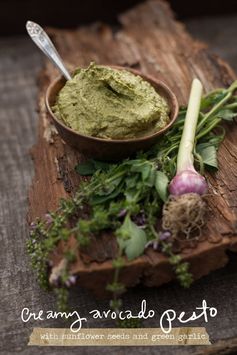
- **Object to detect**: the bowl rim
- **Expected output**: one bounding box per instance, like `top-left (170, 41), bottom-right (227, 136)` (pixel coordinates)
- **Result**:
top-left (45, 65), bottom-right (179, 144)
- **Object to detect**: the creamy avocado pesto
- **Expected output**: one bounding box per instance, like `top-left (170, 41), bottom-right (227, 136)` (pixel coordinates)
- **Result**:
top-left (53, 63), bottom-right (170, 139)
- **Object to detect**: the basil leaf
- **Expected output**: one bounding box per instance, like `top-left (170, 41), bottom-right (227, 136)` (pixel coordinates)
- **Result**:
top-left (155, 171), bottom-right (169, 202)
top-left (75, 161), bottom-right (96, 175)
top-left (117, 215), bottom-right (147, 260)
top-left (93, 160), bottom-right (111, 171)
top-left (130, 161), bottom-right (151, 181)
top-left (75, 160), bottom-right (112, 175)
top-left (197, 144), bottom-right (218, 169)
top-left (91, 184), bottom-right (123, 205)
top-left (145, 167), bottom-right (156, 187)
top-left (125, 175), bottom-right (139, 189)
top-left (91, 175), bottom-right (124, 204)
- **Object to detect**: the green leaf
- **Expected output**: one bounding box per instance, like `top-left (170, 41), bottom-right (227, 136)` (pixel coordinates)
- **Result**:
top-left (155, 171), bottom-right (169, 202)
top-left (125, 175), bottom-right (139, 189)
top-left (130, 161), bottom-right (151, 180)
top-left (91, 183), bottom-right (123, 205)
top-left (75, 160), bottom-right (112, 176)
top-left (217, 109), bottom-right (237, 121)
top-left (141, 165), bottom-right (151, 181)
top-left (197, 144), bottom-right (218, 169)
top-left (96, 176), bottom-right (123, 196)
top-left (116, 215), bottom-right (147, 260)
top-left (93, 160), bottom-right (111, 172)
top-left (75, 161), bottom-right (96, 175)
top-left (201, 90), bottom-right (226, 110)
top-left (125, 188), bottom-right (138, 203)
top-left (144, 167), bottom-right (156, 187)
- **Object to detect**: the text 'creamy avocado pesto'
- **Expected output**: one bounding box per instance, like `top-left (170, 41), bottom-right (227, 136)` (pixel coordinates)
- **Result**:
top-left (53, 63), bottom-right (170, 139)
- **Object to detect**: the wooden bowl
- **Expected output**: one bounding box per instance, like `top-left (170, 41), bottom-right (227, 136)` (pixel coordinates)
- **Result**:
top-left (45, 66), bottom-right (179, 161)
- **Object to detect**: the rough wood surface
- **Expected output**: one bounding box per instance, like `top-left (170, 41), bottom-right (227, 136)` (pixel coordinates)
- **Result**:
top-left (1, 3), bottom-right (237, 355)
top-left (28, 0), bottom-right (237, 297)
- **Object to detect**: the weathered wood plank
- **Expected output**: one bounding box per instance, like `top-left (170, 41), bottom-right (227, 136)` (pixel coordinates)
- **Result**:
top-left (28, 0), bottom-right (237, 298)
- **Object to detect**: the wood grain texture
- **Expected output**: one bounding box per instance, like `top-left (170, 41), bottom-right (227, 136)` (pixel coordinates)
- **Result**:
top-left (28, 0), bottom-right (237, 297)
top-left (1, 3), bottom-right (237, 355)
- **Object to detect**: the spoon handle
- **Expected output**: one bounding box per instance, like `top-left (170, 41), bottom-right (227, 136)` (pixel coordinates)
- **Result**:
top-left (26, 21), bottom-right (72, 81)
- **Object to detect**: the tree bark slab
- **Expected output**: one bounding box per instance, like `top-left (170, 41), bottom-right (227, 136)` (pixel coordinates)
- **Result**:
top-left (28, 0), bottom-right (237, 297)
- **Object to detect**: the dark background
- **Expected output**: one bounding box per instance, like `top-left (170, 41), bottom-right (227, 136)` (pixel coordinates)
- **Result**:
top-left (1, 0), bottom-right (237, 35)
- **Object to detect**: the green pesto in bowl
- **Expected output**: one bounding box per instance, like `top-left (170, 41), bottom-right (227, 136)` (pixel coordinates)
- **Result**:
top-left (53, 63), bottom-right (170, 140)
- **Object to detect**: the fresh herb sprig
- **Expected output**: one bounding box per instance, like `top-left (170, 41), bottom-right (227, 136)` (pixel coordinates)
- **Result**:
top-left (28, 82), bottom-right (237, 313)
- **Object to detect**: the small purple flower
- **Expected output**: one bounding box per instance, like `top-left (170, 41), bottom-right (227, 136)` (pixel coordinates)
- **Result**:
top-left (30, 222), bottom-right (37, 231)
top-left (145, 230), bottom-right (172, 251)
top-left (65, 275), bottom-right (77, 287)
top-left (68, 275), bottom-right (77, 285)
top-left (44, 213), bottom-right (53, 226)
top-left (160, 230), bottom-right (171, 241)
top-left (118, 209), bottom-right (127, 218)
top-left (145, 240), bottom-right (160, 250)
top-left (65, 280), bottom-right (71, 287)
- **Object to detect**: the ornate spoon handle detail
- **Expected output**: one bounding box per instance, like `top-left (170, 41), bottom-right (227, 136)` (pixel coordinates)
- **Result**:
top-left (26, 21), bottom-right (72, 80)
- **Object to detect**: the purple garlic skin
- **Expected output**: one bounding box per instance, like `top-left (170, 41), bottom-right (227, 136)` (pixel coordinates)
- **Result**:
top-left (169, 169), bottom-right (208, 196)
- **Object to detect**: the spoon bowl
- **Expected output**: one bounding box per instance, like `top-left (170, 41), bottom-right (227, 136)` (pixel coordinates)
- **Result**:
top-left (46, 66), bottom-right (179, 161)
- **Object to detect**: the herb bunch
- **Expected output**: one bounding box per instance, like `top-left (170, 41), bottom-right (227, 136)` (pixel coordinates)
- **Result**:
top-left (27, 81), bottom-right (237, 313)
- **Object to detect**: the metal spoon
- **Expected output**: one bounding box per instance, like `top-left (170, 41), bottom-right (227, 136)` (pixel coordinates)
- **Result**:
top-left (26, 21), bottom-right (72, 81)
